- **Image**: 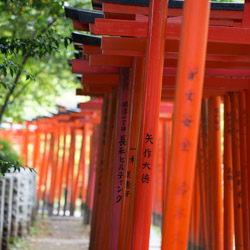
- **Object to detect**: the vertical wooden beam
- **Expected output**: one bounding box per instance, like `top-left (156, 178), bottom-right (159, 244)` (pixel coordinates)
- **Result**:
top-left (162, 0), bottom-right (210, 248)
top-left (246, 90), bottom-right (250, 250)
top-left (109, 68), bottom-right (129, 250)
top-left (57, 125), bottom-right (68, 214)
top-left (131, 0), bottom-right (168, 248)
top-left (224, 94), bottom-right (234, 250)
top-left (238, 91), bottom-right (249, 249)
top-left (210, 96), bottom-right (223, 249)
top-left (32, 122), bottom-right (41, 169)
top-left (231, 92), bottom-right (244, 249)
top-left (118, 57), bottom-right (145, 250)
top-left (243, 0), bottom-right (250, 28)
top-left (89, 94), bottom-right (109, 249)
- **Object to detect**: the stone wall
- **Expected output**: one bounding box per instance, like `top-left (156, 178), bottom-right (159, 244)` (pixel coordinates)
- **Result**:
top-left (0, 170), bottom-right (37, 250)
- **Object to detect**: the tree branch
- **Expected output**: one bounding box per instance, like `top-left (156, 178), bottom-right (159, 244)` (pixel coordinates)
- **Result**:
top-left (8, 66), bottom-right (46, 106)
top-left (0, 52), bottom-right (30, 124)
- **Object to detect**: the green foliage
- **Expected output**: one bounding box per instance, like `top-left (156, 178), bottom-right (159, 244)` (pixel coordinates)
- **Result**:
top-left (0, 138), bottom-right (35, 176)
top-left (0, 0), bottom-right (91, 123)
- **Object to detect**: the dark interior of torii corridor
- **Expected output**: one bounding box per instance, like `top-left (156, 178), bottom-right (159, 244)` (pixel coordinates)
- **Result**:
top-left (0, 0), bottom-right (249, 249)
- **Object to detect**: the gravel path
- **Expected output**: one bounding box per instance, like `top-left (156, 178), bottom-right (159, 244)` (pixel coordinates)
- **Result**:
top-left (14, 216), bottom-right (89, 250)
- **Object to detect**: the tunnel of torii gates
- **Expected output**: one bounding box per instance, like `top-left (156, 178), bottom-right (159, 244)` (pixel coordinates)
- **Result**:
top-left (3, 0), bottom-right (250, 249)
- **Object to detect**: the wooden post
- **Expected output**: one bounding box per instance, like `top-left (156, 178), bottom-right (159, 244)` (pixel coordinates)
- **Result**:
top-left (162, 0), bottom-right (210, 248)
top-left (238, 91), bottom-right (249, 249)
top-left (131, 0), bottom-right (168, 248)
top-left (224, 94), bottom-right (234, 250)
top-left (231, 92), bottom-right (244, 249)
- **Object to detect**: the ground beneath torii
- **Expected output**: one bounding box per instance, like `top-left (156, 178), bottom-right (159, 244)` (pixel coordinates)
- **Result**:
top-left (11, 216), bottom-right (89, 250)
top-left (10, 216), bottom-right (161, 249)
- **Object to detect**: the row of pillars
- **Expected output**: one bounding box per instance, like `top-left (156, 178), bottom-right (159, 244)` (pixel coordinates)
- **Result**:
top-left (84, 0), bottom-right (213, 249)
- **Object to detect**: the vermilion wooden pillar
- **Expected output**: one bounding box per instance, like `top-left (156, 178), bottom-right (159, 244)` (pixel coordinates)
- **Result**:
top-left (130, 0), bottom-right (167, 249)
top-left (33, 122), bottom-right (41, 169)
top-left (246, 90), bottom-right (250, 249)
top-left (89, 94), bottom-right (109, 249)
top-left (95, 90), bottom-right (117, 250)
top-left (231, 92), bottom-right (244, 249)
top-left (37, 131), bottom-right (49, 202)
top-left (197, 124), bottom-right (208, 248)
top-left (42, 130), bottom-right (55, 215)
top-left (109, 68), bottom-right (129, 250)
top-left (24, 121), bottom-right (30, 166)
top-left (224, 94), bottom-right (234, 250)
top-left (238, 91), bottom-right (249, 249)
top-left (57, 124), bottom-right (68, 214)
top-left (201, 100), bottom-right (212, 248)
top-left (71, 126), bottom-right (86, 215)
top-left (64, 125), bottom-right (76, 215)
top-left (85, 124), bottom-right (99, 224)
top-left (161, 0), bottom-right (210, 249)
top-left (118, 57), bottom-right (144, 250)
top-left (48, 124), bottom-right (60, 215)
top-left (210, 96), bottom-right (223, 249)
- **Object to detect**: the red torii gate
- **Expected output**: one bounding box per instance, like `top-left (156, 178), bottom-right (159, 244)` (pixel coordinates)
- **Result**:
top-left (64, 0), bottom-right (250, 249)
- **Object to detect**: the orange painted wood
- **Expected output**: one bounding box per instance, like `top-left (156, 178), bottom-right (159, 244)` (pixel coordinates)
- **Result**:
top-left (82, 74), bottom-right (119, 85)
top-left (246, 90), bottom-right (250, 250)
top-left (95, 90), bottom-right (117, 250)
top-left (89, 94), bottom-right (109, 249)
top-left (73, 20), bottom-right (89, 31)
top-left (231, 92), bottom-right (244, 249)
top-left (48, 126), bottom-right (60, 208)
top-left (72, 127), bottom-right (86, 211)
top-left (42, 131), bottom-right (55, 213)
top-left (72, 59), bottom-right (120, 74)
top-left (91, 18), bottom-right (250, 45)
top-left (238, 91), bottom-right (249, 249)
top-left (102, 2), bottom-right (242, 21)
top-left (37, 132), bottom-right (49, 202)
top-left (162, 0), bottom-right (210, 248)
top-left (83, 44), bottom-right (101, 54)
top-left (210, 96), bottom-right (223, 249)
top-left (102, 36), bottom-right (250, 57)
top-left (131, 0), bottom-right (167, 248)
top-left (197, 124), bottom-right (209, 248)
top-left (76, 89), bottom-right (104, 97)
top-left (82, 85), bottom-right (113, 93)
top-left (118, 57), bottom-right (145, 250)
top-left (33, 124), bottom-right (41, 169)
top-left (57, 125), bottom-right (68, 214)
top-left (207, 99), bottom-right (215, 248)
top-left (89, 54), bottom-right (132, 67)
top-left (224, 94), bottom-right (234, 250)
top-left (102, 2), bottom-right (149, 15)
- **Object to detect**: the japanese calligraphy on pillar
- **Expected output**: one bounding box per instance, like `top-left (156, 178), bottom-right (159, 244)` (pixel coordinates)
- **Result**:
top-left (225, 110), bottom-right (233, 188)
top-left (234, 114), bottom-right (242, 209)
top-left (116, 101), bottom-right (128, 203)
top-left (125, 148), bottom-right (136, 197)
top-left (141, 133), bottom-right (153, 184)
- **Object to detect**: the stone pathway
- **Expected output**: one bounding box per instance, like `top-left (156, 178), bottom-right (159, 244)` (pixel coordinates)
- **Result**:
top-left (10, 216), bottom-right (161, 249)
top-left (12, 216), bottom-right (89, 250)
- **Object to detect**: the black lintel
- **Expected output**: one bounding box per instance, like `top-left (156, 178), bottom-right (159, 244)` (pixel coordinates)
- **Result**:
top-left (65, 6), bottom-right (104, 23)
top-left (64, 6), bottom-right (79, 20)
top-left (74, 52), bottom-right (82, 59)
top-left (99, 0), bottom-right (244, 11)
top-left (77, 9), bottom-right (104, 23)
top-left (72, 32), bottom-right (101, 46)
top-left (168, 1), bottom-right (244, 11)
top-left (74, 44), bottom-right (83, 51)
